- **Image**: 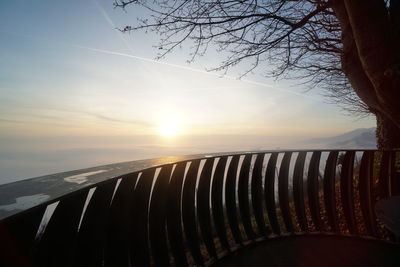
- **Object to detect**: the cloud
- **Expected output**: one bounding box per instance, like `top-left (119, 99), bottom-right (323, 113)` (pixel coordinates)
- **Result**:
top-left (0, 118), bottom-right (26, 124)
top-left (84, 111), bottom-right (154, 127)
top-left (0, 99), bottom-right (154, 128)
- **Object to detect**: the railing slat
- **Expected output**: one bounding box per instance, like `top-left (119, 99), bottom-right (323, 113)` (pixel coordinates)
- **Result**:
top-left (278, 152), bottom-right (294, 233)
top-left (211, 156), bottom-right (231, 252)
top-left (340, 151), bottom-right (358, 234)
top-left (358, 151), bottom-right (377, 237)
top-left (390, 152), bottom-right (400, 196)
top-left (3, 149), bottom-right (399, 267)
top-left (238, 154), bottom-right (255, 240)
top-left (105, 173), bottom-right (138, 267)
top-left (307, 151), bottom-right (322, 231)
top-left (182, 160), bottom-right (204, 266)
top-left (379, 151), bottom-right (391, 199)
top-left (251, 153), bottom-right (268, 236)
top-left (35, 190), bottom-right (88, 267)
top-left (197, 158), bottom-right (218, 259)
top-left (167, 162), bottom-right (188, 267)
top-left (293, 151), bottom-right (308, 232)
top-left (131, 169), bottom-right (156, 266)
top-left (323, 151), bottom-right (339, 233)
top-left (149, 164), bottom-right (173, 267)
top-left (75, 180), bottom-right (117, 267)
top-left (265, 152), bottom-right (280, 235)
top-left (0, 206), bottom-right (46, 267)
top-left (225, 155), bottom-right (243, 245)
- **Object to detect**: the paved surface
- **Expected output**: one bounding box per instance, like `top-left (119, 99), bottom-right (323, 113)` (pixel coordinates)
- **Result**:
top-left (376, 196), bottom-right (400, 238)
top-left (212, 235), bottom-right (400, 267)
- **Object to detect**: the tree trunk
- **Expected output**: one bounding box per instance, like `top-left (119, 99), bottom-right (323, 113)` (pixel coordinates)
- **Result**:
top-left (332, 0), bottom-right (400, 150)
top-left (343, 0), bottom-right (400, 129)
top-left (376, 112), bottom-right (400, 150)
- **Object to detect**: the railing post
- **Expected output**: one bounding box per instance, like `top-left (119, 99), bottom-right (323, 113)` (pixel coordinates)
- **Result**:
top-left (225, 155), bottom-right (243, 245)
top-left (278, 152), bottom-right (294, 233)
top-left (308, 151), bottom-right (322, 231)
top-left (358, 151), bottom-right (377, 237)
top-left (238, 154), bottom-right (255, 240)
top-left (197, 158), bottom-right (218, 260)
top-left (323, 151), bottom-right (339, 233)
top-left (265, 153), bottom-right (280, 235)
top-left (251, 153), bottom-right (268, 236)
top-left (293, 151), bottom-right (308, 232)
top-left (211, 156), bottom-right (231, 252)
top-left (340, 151), bottom-right (358, 235)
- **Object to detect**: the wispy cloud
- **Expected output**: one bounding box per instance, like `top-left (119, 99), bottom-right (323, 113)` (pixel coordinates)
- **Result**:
top-left (0, 118), bottom-right (23, 123)
top-left (0, 117), bottom-right (76, 127)
top-left (0, 97), bottom-right (154, 128)
top-left (84, 111), bottom-right (154, 127)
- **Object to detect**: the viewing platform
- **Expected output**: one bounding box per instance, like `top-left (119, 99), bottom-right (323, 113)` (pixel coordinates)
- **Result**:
top-left (1, 150), bottom-right (399, 266)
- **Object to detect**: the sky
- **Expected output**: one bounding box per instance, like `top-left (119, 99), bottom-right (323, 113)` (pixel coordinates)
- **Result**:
top-left (0, 0), bottom-right (375, 183)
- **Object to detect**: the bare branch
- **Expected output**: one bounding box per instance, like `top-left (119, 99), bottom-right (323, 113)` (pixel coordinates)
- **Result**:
top-left (114, 0), bottom-right (390, 117)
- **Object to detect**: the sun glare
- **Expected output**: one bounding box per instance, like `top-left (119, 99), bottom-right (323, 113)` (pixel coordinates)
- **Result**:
top-left (158, 119), bottom-right (181, 137)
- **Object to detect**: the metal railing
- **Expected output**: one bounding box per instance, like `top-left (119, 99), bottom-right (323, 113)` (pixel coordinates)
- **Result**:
top-left (0, 150), bottom-right (399, 266)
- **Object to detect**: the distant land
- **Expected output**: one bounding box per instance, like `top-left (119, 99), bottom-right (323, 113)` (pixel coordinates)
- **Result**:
top-left (302, 127), bottom-right (376, 149)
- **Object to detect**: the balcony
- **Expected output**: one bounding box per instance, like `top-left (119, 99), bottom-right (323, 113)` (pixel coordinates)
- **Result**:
top-left (0, 150), bottom-right (399, 266)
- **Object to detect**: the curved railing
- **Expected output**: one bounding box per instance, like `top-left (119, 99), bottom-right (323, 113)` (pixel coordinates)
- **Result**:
top-left (0, 150), bottom-right (399, 266)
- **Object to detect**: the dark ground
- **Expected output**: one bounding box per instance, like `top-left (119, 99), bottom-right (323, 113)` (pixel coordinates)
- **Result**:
top-left (212, 235), bottom-right (400, 267)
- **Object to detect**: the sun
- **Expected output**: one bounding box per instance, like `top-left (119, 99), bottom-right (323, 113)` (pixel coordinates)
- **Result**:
top-left (158, 119), bottom-right (181, 137)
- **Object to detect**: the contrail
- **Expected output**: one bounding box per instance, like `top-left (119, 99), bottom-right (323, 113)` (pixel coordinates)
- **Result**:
top-left (0, 5), bottom-right (320, 101)
top-left (74, 45), bottom-right (221, 75)
top-left (76, 45), bottom-right (320, 100)
top-left (91, 0), bottom-right (136, 55)
top-left (89, 0), bottom-right (320, 101)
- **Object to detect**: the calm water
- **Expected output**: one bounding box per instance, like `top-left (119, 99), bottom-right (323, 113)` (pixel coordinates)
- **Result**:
top-left (0, 135), bottom-right (306, 185)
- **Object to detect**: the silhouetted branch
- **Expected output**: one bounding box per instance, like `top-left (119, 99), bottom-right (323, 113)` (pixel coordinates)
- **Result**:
top-left (114, 0), bottom-right (383, 116)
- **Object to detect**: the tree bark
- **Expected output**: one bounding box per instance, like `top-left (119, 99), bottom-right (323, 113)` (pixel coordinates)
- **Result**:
top-left (343, 0), bottom-right (400, 129)
top-left (332, 0), bottom-right (400, 149)
top-left (332, 0), bottom-right (380, 111)
top-left (376, 112), bottom-right (400, 149)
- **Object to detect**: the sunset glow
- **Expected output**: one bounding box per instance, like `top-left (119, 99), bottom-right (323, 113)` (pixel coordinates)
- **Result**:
top-left (0, 0), bottom-right (376, 183)
top-left (158, 119), bottom-right (181, 137)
